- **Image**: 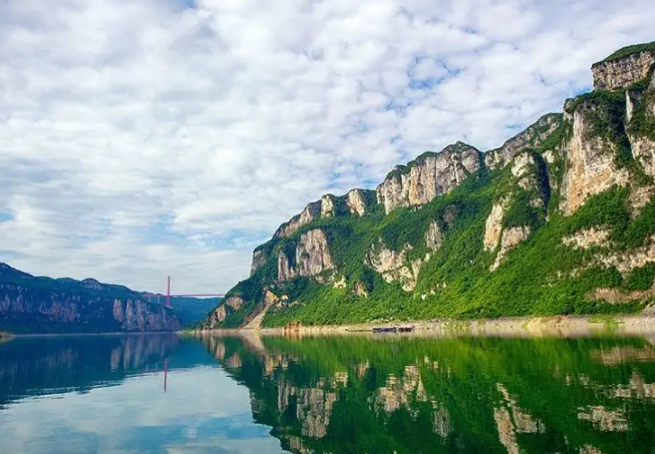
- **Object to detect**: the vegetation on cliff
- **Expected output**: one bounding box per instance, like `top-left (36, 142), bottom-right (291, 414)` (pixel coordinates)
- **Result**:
top-left (596, 40), bottom-right (655, 65)
top-left (206, 42), bottom-right (655, 329)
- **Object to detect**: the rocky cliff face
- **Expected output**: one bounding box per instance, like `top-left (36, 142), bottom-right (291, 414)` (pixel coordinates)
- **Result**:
top-left (274, 201), bottom-right (322, 239)
top-left (278, 229), bottom-right (334, 282)
top-left (0, 263), bottom-right (181, 333)
top-left (346, 189), bottom-right (369, 216)
top-left (205, 41), bottom-right (655, 330)
top-left (367, 240), bottom-right (423, 292)
top-left (376, 142), bottom-right (481, 214)
top-left (485, 114), bottom-right (562, 170)
top-left (273, 190), bottom-right (377, 240)
top-left (592, 46), bottom-right (655, 91)
top-left (250, 249), bottom-right (267, 276)
top-left (206, 296), bottom-right (244, 325)
top-left (626, 74), bottom-right (655, 178)
top-left (559, 96), bottom-right (631, 215)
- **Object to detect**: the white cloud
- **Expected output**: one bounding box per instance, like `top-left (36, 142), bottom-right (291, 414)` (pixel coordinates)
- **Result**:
top-left (0, 366), bottom-right (286, 454)
top-left (0, 0), bottom-right (654, 293)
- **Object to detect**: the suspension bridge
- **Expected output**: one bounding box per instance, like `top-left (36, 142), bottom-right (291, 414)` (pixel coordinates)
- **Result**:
top-left (144, 276), bottom-right (225, 307)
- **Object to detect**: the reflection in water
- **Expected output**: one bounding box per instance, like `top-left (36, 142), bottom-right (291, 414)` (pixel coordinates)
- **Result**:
top-left (3, 333), bottom-right (655, 453)
top-left (198, 334), bottom-right (655, 454)
top-left (0, 334), bottom-right (180, 408)
top-left (0, 334), bottom-right (286, 454)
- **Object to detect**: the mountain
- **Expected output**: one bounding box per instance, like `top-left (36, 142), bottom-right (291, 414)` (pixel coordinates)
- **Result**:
top-left (203, 41), bottom-right (655, 329)
top-left (142, 295), bottom-right (222, 327)
top-left (0, 263), bottom-right (181, 333)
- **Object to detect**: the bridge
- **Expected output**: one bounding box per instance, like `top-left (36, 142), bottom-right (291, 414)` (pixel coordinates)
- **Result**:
top-left (144, 276), bottom-right (225, 307)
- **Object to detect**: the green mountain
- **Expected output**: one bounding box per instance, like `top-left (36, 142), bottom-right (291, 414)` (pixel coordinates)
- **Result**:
top-left (205, 41), bottom-right (655, 329)
top-left (168, 296), bottom-right (222, 327)
top-left (0, 263), bottom-right (181, 333)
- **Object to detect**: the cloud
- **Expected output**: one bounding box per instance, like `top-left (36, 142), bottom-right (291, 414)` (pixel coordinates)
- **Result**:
top-left (0, 0), bottom-right (654, 293)
top-left (0, 366), bottom-right (286, 454)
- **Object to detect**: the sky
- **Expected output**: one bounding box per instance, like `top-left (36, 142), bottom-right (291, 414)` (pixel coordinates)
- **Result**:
top-left (0, 367), bottom-right (287, 454)
top-left (0, 0), bottom-right (654, 294)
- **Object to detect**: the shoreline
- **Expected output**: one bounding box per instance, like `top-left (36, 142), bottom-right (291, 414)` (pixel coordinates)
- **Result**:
top-left (196, 314), bottom-right (655, 338)
top-left (1, 331), bottom-right (179, 339)
top-left (5, 314), bottom-right (655, 339)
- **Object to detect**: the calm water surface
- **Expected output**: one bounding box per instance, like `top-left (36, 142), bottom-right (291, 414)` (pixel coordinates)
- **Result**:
top-left (1, 333), bottom-right (655, 453)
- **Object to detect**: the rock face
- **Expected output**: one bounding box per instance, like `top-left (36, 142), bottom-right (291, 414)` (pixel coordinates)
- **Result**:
top-left (511, 152), bottom-right (541, 191)
top-left (346, 189), bottom-right (369, 216)
top-left (0, 263), bottom-right (181, 333)
top-left (111, 300), bottom-right (179, 331)
top-left (366, 240), bottom-right (426, 291)
top-left (563, 227), bottom-right (612, 250)
top-left (425, 221), bottom-right (443, 251)
top-left (485, 114), bottom-right (562, 170)
top-left (630, 136), bottom-right (655, 176)
top-left (376, 142), bottom-right (481, 214)
top-left (592, 47), bottom-right (655, 91)
top-left (600, 234), bottom-right (655, 275)
top-left (250, 249), bottom-right (268, 276)
top-left (321, 195), bottom-right (336, 217)
top-left (277, 229), bottom-right (334, 282)
top-left (274, 201), bottom-right (322, 239)
top-left (560, 98), bottom-right (630, 215)
top-left (484, 203), bottom-right (506, 251)
top-left (206, 296), bottom-right (245, 326)
top-left (274, 190), bottom-right (376, 240)
top-left (491, 226), bottom-right (531, 271)
top-left (626, 73), bottom-right (655, 176)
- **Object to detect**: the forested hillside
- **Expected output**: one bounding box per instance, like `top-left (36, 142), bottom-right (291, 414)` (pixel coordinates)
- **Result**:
top-left (205, 41), bottom-right (655, 329)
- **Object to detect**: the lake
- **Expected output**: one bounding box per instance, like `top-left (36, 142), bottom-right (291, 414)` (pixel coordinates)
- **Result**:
top-left (1, 332), bottom-right (655, 453)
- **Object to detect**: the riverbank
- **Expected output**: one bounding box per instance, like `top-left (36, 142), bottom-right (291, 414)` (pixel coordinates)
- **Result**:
top-left (195, 315), bottom-right (655, 338)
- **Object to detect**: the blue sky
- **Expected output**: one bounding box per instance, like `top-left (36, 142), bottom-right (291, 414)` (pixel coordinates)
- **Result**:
top-left (0, 0), bottom-right (654, 293)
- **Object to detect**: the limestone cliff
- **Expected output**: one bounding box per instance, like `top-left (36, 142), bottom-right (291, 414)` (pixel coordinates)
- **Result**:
top-left (273, 190), bottom-right (377, 240)
top-left (205, 41), bottom-right (655, 329)
top-left (625, 70), bottom-right (655, 178)
top-left (206, 296), bottom-right (244, 325)
top-left (274, 201), bottom-right (322, 239)
top-left (485, 113), bottom-right (562, 170)
top-left (277, 229), bottom-right (334, 282)
top-left (376, 142), bottom-right (481, 214)
top-left (346, 189), bottom-right (370, 216)
top-left (559, 95), bottom-right (631, 215)
top-left (366, 240), bottom-right (423, 292)
top-left (250, 249), bottom-right (267, 276)
top-left (0, 263), bottom-right (181, 333)
top-left (592, 43), bottom-right (655, 91)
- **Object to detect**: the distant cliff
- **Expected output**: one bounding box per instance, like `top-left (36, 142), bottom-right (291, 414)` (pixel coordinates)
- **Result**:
top-left (204, 41), bottom-right (655, 329)
top-left (0, 263), bottom-right (181, 333)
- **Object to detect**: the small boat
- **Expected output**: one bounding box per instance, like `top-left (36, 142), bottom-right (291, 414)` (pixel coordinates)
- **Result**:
top-left (398, 326), bottom-right (414, 333)
top-left (372, 327), bottom-right (397, 333)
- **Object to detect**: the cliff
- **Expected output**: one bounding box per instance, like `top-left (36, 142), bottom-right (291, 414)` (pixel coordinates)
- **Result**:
top-left (0, 263), bottom-right (181, 333)
top-left (205, 41), bottom-right (655, 329)
top-left (376, 142), bottom-right (481, 214)
top-left (592, 42), bottom-right (655, 91)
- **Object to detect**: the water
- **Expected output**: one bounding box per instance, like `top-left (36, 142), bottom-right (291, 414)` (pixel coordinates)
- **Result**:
top-left (2, 334), bottom-right (655, 453)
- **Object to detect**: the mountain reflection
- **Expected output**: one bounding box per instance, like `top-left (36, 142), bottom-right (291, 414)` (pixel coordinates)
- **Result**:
top-left (0, 334), bottom-right (186, 407)
top-left (198, 333), bottom-right (655, 454)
